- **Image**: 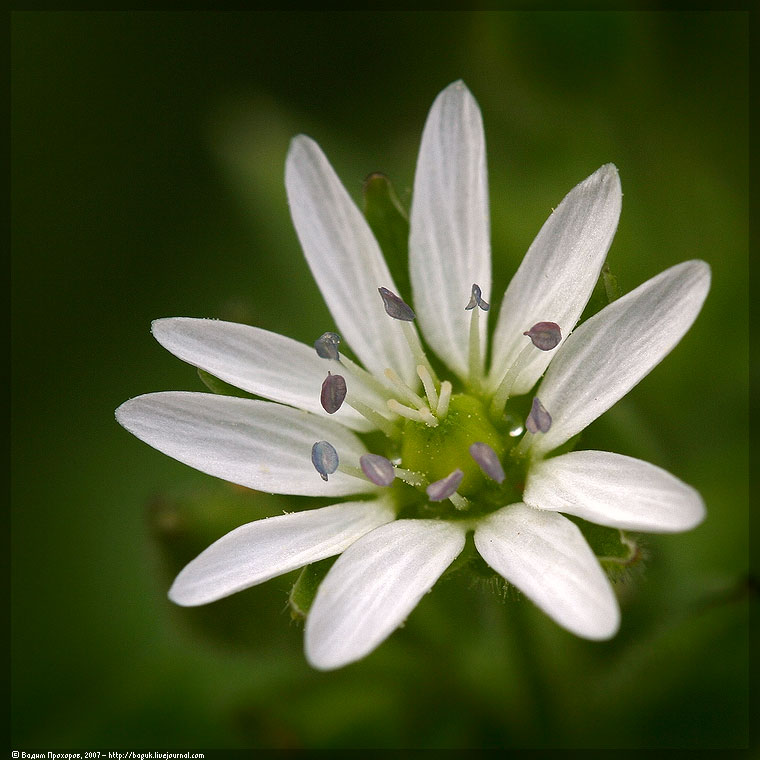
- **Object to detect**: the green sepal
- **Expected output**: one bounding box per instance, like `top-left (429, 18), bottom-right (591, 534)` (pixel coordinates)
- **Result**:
top-left (440, 532), bottom-right (479, 580)
top-left (566, 515), bottom-right (642, 579)
top-left (601, 262), bottom-right (621, 303)
top-left (197, 367), bottom-right (253, 398)
top-left (461, 547), bottom-right (522, 602)
top-left (288, 557), bottom-right (336, 620)
top-left (362, 172), bottom-right (411, 296)
top-left (579, 261), bottom-right (622, 323)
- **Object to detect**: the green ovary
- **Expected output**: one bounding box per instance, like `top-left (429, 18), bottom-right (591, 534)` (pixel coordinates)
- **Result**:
top-left (401, 394), bottom-right (507, 499)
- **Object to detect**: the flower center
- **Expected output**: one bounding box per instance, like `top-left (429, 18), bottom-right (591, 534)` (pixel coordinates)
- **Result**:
top-left (395, 392), bottom-right (525, 519)
top-left (311, 284), bottom-right (559, 521)
top-left (401, 394), bottom-right (501, 497)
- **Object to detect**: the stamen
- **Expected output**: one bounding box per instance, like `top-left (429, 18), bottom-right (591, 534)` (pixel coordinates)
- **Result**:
top-left (401, 322), bottom-right (439, 385)
top-left (465, 283), bottom-right (490, 311)
top-left (523, 321), bottom-right (561, 351)
top-left (359, 453), bottom-right (395, 487)
top-left (490, 321), bottom-right (563, 418)
top-left (418, 407), bottom-right (439, 427)
top-left (387, 399), bottom-right (438, 427)
top-left (448, 492), bottom-right (469, 511)
top-left (377, 286), bottom-right (438, 384)
top-left (489, 343), bottom-right (531, 417)
top-left (426, 469), bottom-right (464, 502)
top-left (393, 467), bottom-right (424, 487)
top-left (469, 442), bottom-right (505, 484)
top-left (417, 365), bottom-right (438, 410)
top-left (509, 430), bottom-right (533, 461)
top-left (314, 329), bottom-right (399, 402)
top-left (315, 328), bottom-right (403, 408)
top-left (512, 432), bottom-right (533, 459)
top-left (337, 463), bottom-right (369, 482)
top-left (311, 441), bottom-right (339, 481)
top-left (345, 398), bottom-right (398, 438)
top-left (378, 287), bottom-right (416, 321)
top-left (467, 290), bottom-right (484, 390)
top-left (336, 353), bottom-right (396, 401)
top-left (314, 332), bottom-right (341, 360)
top-left (525, 397), bottom-right (552, 434)
top-left (436, 380), bottom-right (452, 418)
top-left (320, 372), bottom-right (346, 414)
top-left (384, 368), bottom-right (428, 410)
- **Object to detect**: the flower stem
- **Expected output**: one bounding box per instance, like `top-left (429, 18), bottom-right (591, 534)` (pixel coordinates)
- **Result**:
top-left (507, 598), bottom-right (555, 740)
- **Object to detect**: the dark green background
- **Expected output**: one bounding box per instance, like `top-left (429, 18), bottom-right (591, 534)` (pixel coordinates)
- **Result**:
top-left (12, 11), bottom-right (750, 749)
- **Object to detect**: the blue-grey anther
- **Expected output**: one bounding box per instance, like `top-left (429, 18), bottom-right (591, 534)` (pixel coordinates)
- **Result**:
top-left (526, 397), bottom-right (552, 434)
top-left (426, 469), bottom-right (464, 502)
top-left (523, 321), bottom-right (561, 351)
top-left (314, 331), bottom-right (341, 360)
top-left (311, 441), bottom-right (339, 481)
top-left (378, 287), bottom-right (416, 321)
top-left (465, 283), bottom-right (490, 311)
top-left (360, 453), bottom-right (395, 487)
top-left (320, 372), bottom-right (347, 414)
top-left (469, 442), bottom-right (505, 484)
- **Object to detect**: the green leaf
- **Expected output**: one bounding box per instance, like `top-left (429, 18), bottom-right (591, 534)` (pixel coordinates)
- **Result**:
top-left (363, 172), bottom-right (410, 296)
top-left (288, 557), bottom-right (336, 620)
top-left (197, 367), bottom-right (254, 398)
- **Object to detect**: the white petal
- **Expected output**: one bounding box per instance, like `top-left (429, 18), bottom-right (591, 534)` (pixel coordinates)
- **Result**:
top-left (524, 450), bottom-right (705, 533)
top-left (488, 164), bottom-right (622, 395)
top-left (115, 391), bottom-right (374, 496)
top-left (169, 499), bottom-right (396, 606)
top-left (531, 260), bottom-right (711, 456)
top-left (152, 317), bottom-right (381, 432)
top-left (286, 135), bottom-right (416, 385)
top-left (409, 81), bottom-right (491, 379)
top-left (305, 519), bottom-right (466, 670)
top-left (475, 504), bottom-right (619, 640)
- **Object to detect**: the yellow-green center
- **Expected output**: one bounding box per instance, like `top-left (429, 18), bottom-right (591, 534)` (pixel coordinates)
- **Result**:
top-left (393, 393), bottom-right (527, 519)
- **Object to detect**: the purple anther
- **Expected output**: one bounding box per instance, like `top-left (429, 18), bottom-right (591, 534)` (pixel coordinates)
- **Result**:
top-left (523, 321), bottom-right (562, 351)
top-left (526, 397), bottom-right (552, 434)
top-left (378, 287), bottom-right (416, 321)
top-left (426, 469), bottom-right (464, 502)
top-left (469, 442), bottom-right (505, 484)
top-left (320, 372), bottom-right (347, 414)
top-left (465, 283), bottom-right (490, 311)
top-left (314, 331), bottom-right (341, 360)
top-left (311, 441), bottom-right (339, 481)
top-left (360, 453), bottom-right (395, 487)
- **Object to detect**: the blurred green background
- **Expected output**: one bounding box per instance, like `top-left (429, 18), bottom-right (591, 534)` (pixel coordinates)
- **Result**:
top-left (12, 11), bottom-right (750, 750)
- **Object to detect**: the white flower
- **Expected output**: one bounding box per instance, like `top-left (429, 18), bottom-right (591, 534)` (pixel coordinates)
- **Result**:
top-left (116, 81), bottom-right (710, 671)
